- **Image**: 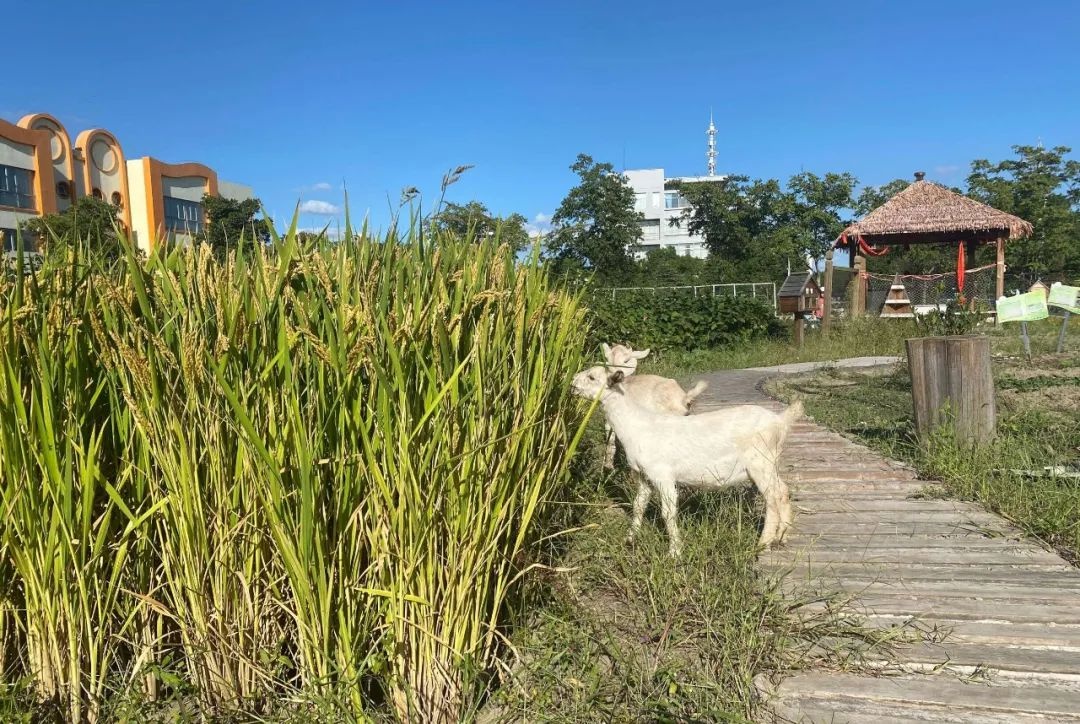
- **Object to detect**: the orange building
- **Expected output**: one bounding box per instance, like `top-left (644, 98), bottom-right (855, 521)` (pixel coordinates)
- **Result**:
top-left (1, 112), bottom-right (252, 253)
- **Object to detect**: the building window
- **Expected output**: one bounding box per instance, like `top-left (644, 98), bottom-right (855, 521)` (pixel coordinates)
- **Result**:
top-left (634, 192), bottom-right (647, 212)
top-left (2, 227), bottom-right (35, 252)
top-left (650, 191), bottom-right (660, 209)
top-left (163, 196), bottom-right (204, 233)
top-left (640, 219), bottom-right (661, 243)
top-left (57, 181), bottom-right (71, 199)
top-left (92, 188), bottom-right (103, 200)
top-left (111, 191), bottom-right (123, 209)
top-left (664, 191), bottom-right (690, 210)
top-left (0, 165), bottom-right (35, 210)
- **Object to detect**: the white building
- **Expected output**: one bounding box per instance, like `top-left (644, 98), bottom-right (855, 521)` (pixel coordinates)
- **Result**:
top-left (622, 115), bottom-right (725, 260)
top-left (623, 168), bottom-right (725, 259)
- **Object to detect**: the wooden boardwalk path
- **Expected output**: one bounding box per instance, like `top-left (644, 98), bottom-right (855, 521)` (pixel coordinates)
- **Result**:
top-left (694, 364), bottom-right (1080, 723)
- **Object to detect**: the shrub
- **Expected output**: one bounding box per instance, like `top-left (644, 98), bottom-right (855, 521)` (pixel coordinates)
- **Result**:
top-left (912, 297), bottom-right (988, 337)
top-left (585, 289), bottom-right (782, 351)
top-left (0, 227), bottom-right (588, 721)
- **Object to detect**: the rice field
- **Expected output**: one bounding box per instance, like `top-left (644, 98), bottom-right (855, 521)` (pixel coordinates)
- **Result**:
top-left (0, 225), bottom-right (590, 721)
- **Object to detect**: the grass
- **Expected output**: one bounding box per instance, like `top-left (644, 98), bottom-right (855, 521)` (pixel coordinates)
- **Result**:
top-left (479, 425), bottom-right (923, 722)
top-left (636, 317), bottom-right (919, 380)
top-left (767, 315), bottom-right (1080, 561)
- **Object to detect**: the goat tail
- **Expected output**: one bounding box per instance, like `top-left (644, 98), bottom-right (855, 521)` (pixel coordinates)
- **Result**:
top-left (683, 380), bottom-right (709, 406)
top-left (776, 400), bottom-right (804, 449)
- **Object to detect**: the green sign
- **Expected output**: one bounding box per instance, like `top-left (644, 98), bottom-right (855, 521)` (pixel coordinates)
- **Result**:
top-left (1048, 284), bottom-right (1080, 314)
top-left (997, 290), bottom-right (1049, 323)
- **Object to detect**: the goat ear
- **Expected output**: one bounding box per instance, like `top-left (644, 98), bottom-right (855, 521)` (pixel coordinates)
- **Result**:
top-left (607, 370), bottom-right (624, 387)
top-left (633, 348), bottom-right (651, 360)
top-left (601, 343), bottom-right (612, 361)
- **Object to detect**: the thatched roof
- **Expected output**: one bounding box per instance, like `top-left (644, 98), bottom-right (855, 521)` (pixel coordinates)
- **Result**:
top-left (840, 176), bottom-right (1033, 245)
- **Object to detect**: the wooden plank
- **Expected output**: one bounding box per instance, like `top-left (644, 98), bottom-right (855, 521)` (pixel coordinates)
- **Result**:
top-left (881, 641), bottom-right (1080, 676)
top-left (769, 562), bottom-right (1077, 581)
top-left (789, 521), bottom-right (1014, 537)
top-left (774, 671), bottom-right (1080, 719)
top-left (791, 511), bottom-right (1005, 524)
top-left (772, 695), bottom-right (1080, 723)
top-left (768, 553), bottom-right (1062, 570)
top-left (858, 616), bottom-right (1080, 647)
top-left (796, 597), bottom-right (1080, 624)
top-left (791, 488), bottom-right (926, 499)
top-left (790, 499), bottom-right (989, 512)
top-left (770, 695), bottom-right (1080, 724)
top-left (780, 578), bottom-right (1080, 603)
top-left (949, 335), bottom-right (996, 445)
top-left (781, 537), bottom-right (1038, 551)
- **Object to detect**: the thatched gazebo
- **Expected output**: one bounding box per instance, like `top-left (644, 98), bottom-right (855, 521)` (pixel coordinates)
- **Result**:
top-left (830, 172), bottom-right (1033, 316)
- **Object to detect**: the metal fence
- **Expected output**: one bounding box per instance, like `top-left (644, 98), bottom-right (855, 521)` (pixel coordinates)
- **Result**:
top-left (596, 282), bottom-right (778, 310)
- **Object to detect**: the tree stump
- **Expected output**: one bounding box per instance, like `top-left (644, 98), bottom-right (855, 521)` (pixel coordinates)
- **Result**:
top-left (906, 335), bottom-right (995, 445)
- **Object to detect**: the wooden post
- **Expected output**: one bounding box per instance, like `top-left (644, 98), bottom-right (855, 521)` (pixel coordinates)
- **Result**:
top-left (822, 249), bottom-right (834, 335)
top-left (906, 335), bottom-right (995, 446)
top-left (993, 236), bottom-right (1002, 302)
top-left (1059, 311), bottom-right (1071, 354)
top-left (793, 314), bottom-right (805, 348)
top-left (852, 255), bottom-right (867, 317)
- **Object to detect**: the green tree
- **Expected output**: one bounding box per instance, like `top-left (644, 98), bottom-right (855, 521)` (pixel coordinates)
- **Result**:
top-left (785, 171), bottom-right (857, 259)
top-left (672, 171), bottom-right (855, 282)
top-left (428, 200), bottom-right (531, 253)
top-left (634, 246), bottom-right (714, 287)
top-left (199, 194), bottom-right (271, 252)
top-left (546, 154), bottom-right (642, 283)
top-left (22, 196), bottom-right (124, 257)
top-left (671, 176), bottom-right (792, 281)
top-left (967, 145), bottom-right (1080, 283)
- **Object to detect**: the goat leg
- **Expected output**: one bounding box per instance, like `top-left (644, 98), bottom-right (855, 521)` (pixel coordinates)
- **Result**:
top-left (627, 475), bottom-right (651, 544)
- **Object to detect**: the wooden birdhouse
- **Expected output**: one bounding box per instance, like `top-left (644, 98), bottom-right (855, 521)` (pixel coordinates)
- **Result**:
top-left (778, 272), bottom-right (823, 315)
top-left (1029, 280), bottom-right (1049, 299)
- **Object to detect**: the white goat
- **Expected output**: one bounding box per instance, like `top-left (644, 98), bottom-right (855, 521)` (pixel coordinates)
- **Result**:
top-left (573, 366), bottom-right (799, 557)
top-left (600, 343), bottom-right (708, 468)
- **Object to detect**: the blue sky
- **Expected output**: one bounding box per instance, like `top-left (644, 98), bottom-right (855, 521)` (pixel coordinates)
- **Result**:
top-left (4, 0), bottom-right (1078, 236)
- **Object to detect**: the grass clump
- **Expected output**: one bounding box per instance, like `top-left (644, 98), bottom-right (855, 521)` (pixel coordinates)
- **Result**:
top-left (0, 225), bottom-right (588, 721)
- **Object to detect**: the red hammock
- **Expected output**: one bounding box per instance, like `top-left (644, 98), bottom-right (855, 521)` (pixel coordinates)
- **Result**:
top-left (839, 232), bottom-right (890, 257)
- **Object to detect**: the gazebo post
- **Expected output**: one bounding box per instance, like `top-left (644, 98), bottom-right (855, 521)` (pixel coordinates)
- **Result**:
top-left (852, 255), bottom-right (866, 317)
top-left (995, 236), bottom-right (1006, 302)
top-left (822, 249), bottom-right (834, 334)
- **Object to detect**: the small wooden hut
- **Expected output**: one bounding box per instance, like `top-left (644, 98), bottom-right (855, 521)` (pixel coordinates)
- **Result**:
top-left (778, 271), bottom-right (823, 315)
top-left (832, 172), bottom-right (1033, 314)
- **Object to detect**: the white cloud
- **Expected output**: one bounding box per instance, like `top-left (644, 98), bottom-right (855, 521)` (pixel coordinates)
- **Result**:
top-left (292, 182), bottom-right (335, 193)
top-left (299, 200), bottom-right (341, 215)
top-left (526, 211), bottom-right (553, 238)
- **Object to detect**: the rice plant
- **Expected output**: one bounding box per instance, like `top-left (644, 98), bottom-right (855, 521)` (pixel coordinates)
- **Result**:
top-left (0, 220), bottom-right (589, 721)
